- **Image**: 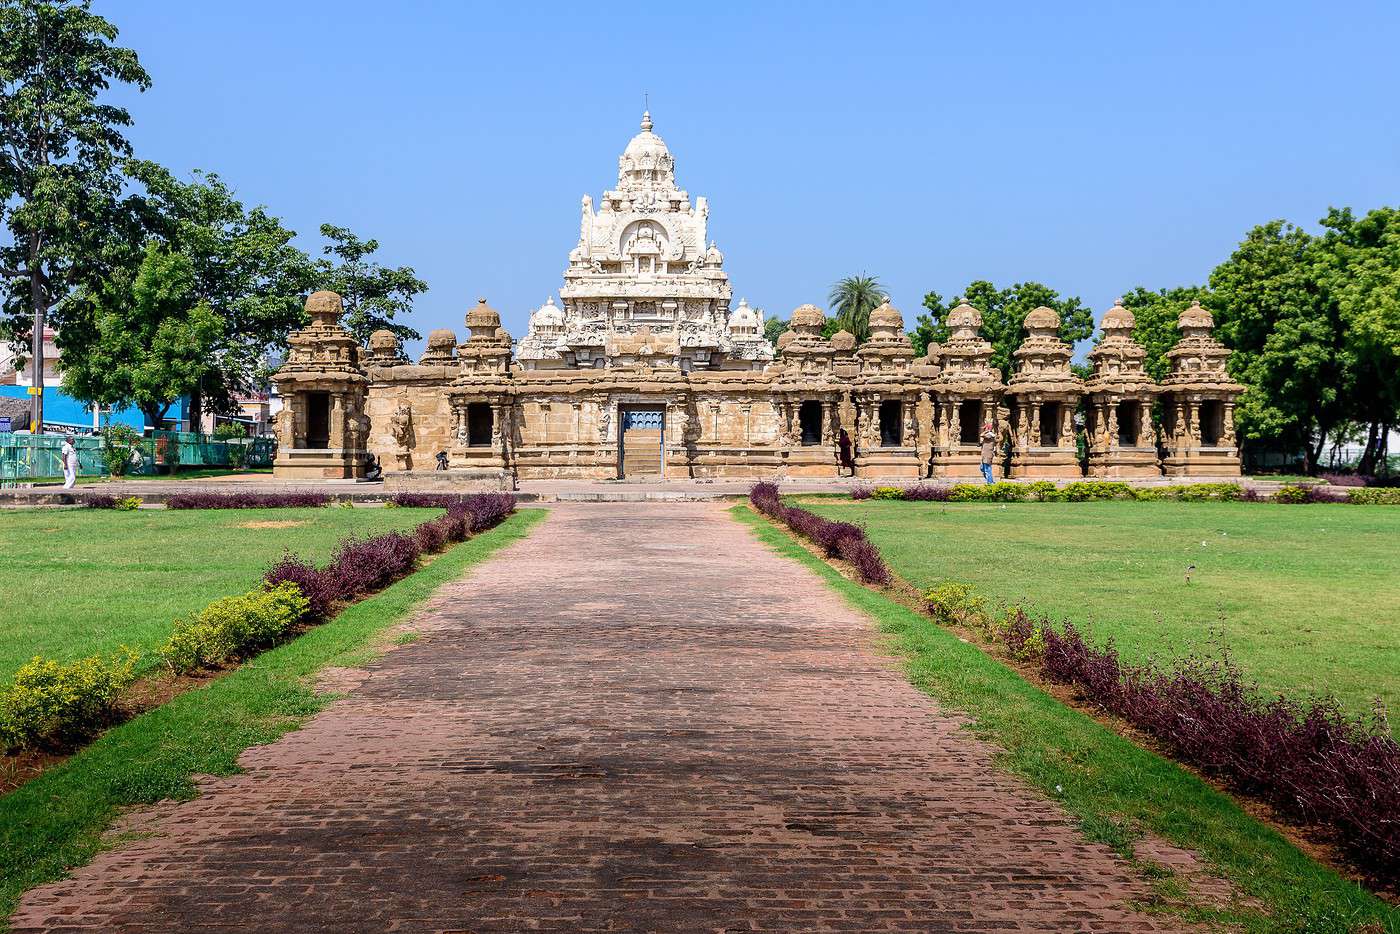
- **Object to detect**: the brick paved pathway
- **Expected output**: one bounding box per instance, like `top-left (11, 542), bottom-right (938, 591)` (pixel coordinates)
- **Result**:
top-left (13, 503), bottom-right (1192, 933)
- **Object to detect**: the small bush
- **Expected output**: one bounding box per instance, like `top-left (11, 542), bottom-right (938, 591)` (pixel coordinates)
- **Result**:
top-left (1173, 482), bottom-right (1244, 502)
top-left (0, 650), bottom-right (140, 751)
top-left (869, 486), bottom-right (905, 500)
top-left (924, 582), bottom-right (985, 627)
top-left (947, 484), bottom-right (986, 502)
top-left (115, 496), bottom-right (141, 511)
top-left (1025, 481), bottom-right (1058, 501)
top-left (1348, 487), bottom-right (1400, 505)
top-left (850, 485), bottom-right (872, 501)
top-left (162, 582), bottom-right (309, 673)
top-left (99, 424), bottom-right (142, 477)
top-left (83, 494), bottom-right (119, 509)
top-left (325, 531), bottom-right (421, 600)
top-left (1055, 481), bottom-right (1135, 502)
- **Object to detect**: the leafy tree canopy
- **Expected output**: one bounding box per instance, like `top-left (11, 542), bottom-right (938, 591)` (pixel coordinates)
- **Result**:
top-left (314, 224), bottom-right (426, 345)
top-left (62, 241), bottom-right (221, 428)
top-left (762, 314), bottom-right (788, 346)
top-left (58, 160), bottom-right (317, 419)
top-left (1207, 219), bottom-right (1349, 468)
top-left (917, 281), bottom-right (1093, 377)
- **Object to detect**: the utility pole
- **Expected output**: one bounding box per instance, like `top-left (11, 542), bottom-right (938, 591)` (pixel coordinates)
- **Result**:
top-left (29, 241), bottom-right (45, 433)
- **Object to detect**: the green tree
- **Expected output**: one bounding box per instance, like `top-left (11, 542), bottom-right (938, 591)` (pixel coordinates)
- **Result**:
top-left (0, 0), bottom-right (150, 430)
top-left (62, 241), bottom-right (222, 428)
top-left (314, 223), bottom-right (426, 345)
top-left (763, 314), bottom-right (788, 345)
top-left (78, 160), bottom-right (317, 427)
top-left (1314, 206), bottom-right (1400, 474)
top-left (828, 274), bottom-right (885, 342)
top-left (918, 281), bottom-right (1093, 377)
top-left (1117, 285), bottom-right (1208, 382)
top-left (1208, 220), bottom-right (1348, 471)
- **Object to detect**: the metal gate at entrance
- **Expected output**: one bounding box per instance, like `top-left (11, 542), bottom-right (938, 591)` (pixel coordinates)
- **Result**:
top-left (619, 407), bottom-right (665, 479)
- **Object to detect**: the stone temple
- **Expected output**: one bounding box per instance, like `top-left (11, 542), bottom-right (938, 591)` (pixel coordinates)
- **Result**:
top-left (273, 112), bottom-right (1243, 483)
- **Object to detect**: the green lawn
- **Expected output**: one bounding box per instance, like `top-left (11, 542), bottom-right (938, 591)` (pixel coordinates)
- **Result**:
top-left (734, 506), bottom-right (1396, 932)
top-left (0, 509), bottom-right (545, 927)
top-left (801, 499), bottom-right (1400, 723)
top-left (0, 506), bottom-right (441, 682)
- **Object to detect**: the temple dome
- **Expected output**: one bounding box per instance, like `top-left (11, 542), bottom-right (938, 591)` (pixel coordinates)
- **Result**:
top-left (829, 329), bottom-right (857, 352)
top-left (465, 297), bottom-right (501, 330)
top-left (305, 290), bottom-right (342, 325)
top-left (1024, 306), bottom-right (1060, 331)
top-left (531, 295), bottom-right (564, 328)
top-left (791, 303), bottom-right (826, 329)
top-left (623, 111), bottom-right (670, 160)
top-left (948, 300), bottom-right (982, 329)
top-left (1179, 299), bottom-right (1213, 330)
top-left (729, 298), bottom-right (759, 330)
top-left (368, 329), bottom-right (398, 355)
top-left (869, 299), bottom-right (903, 330)
top-left (427, 328), bottom-right (457, 347)
top-left (1101, 299), bottom-right (1134, 331)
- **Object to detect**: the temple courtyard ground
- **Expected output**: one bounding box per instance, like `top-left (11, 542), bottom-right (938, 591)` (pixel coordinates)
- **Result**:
top-left (4, 500), bottom-right (1392, 931)
top-left (9, 502), bottom-right (1208, 932)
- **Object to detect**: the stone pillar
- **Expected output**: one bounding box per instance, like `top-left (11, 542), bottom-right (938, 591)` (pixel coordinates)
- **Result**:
top-left (329, 393), bottom-right (345, 448)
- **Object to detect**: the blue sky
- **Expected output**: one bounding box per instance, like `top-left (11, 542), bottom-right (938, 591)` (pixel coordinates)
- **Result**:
top-left (102, 1), bottom-right (1400, 354)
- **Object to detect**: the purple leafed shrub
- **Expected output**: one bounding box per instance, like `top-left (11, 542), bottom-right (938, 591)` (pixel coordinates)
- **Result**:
top-left (850, 485), bottom-right (873, 501)
top-left (83, 494), bottom-right (119, 509)
top-left (165, 492), bottom-right (333, 509)
top-left (260, 492), bottom-right (514, 621)
top-left (325, 531), bottom-right (421, 598)
top-left (749, 483), bottom-right (891, 585)
top-left (902, 483), bottom-right (952, 502)
top-left (391, 493), bottom-right (472, 509)
top-left (1039, 621), bottom-right (1400, 879)
top-left (1320, 472), bottom-right (1368, 488)
top-left (263, 554), bottom-right (336, 621)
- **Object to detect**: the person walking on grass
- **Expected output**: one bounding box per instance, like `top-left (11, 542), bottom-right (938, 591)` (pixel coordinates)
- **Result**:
top-left (979, 421), bottom-right (996, 485)
top-left (61, 434), bottom-right (78, 489)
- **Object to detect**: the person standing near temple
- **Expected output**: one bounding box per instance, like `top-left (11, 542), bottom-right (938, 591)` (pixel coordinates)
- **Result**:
top-left (979, 421), bottom-right (996, 485)
top-left (61, 434), bottom-right (78, 489)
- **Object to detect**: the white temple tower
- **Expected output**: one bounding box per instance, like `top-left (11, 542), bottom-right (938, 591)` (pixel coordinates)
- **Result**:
top-left (517, 111), bottom-right (774, 371)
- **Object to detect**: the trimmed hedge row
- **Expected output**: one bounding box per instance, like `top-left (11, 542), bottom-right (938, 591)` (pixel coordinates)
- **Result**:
top-left (164, 492), bottom-right (334, 509)
top-left (852, 480), bottom-right (1400, 505)
top-left (0, 493), bottom-right (518, 752)
top-left (926, 582), bottom-right (1400, 881)
top-left (750, 482), bottom-right (890, 584)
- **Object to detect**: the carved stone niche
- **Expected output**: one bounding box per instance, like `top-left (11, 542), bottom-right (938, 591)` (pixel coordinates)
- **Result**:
top-left (272, 291), bottom-right (371, 479)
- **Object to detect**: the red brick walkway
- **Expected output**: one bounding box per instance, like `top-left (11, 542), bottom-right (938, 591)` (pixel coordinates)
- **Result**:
top-left (12, 504), bottom-right (1191, 933)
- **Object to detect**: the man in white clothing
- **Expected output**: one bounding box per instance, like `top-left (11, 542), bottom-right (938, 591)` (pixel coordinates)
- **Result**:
top-left (61, 434), bottom-right (77, 489)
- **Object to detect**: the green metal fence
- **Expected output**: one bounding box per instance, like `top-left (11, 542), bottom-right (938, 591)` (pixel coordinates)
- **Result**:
top-left (0, 432), bottom-right (277, 485)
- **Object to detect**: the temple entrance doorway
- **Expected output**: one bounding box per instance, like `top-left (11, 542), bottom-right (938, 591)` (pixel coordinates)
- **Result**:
top-left (619, 406), bottom-right (665, 479)
top-left (306, 392), bottom-right (330, 449)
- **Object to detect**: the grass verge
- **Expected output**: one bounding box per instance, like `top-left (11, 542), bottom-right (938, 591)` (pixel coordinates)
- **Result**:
top-left (731, 504), bottom-right (1397, 934)
top-left (0, 508), bottom-right (545, 927)
top-left (0, 505), bottom-right (440, 682)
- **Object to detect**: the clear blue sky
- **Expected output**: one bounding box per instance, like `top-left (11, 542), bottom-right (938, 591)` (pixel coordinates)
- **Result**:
top-left (101, 1), bottom-right (1400, 355)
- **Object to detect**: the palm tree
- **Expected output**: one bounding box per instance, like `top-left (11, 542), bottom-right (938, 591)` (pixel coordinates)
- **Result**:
top-left (828, 274), bottom-right (885, 343)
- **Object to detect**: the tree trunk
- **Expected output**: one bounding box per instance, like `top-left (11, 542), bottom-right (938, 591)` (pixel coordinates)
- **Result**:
top-left (1306, 424), bottom-right (1329, 475)
top-left (188, 384), bottom-right (203, 435)
top-left (28, 232), bottom-right (45, 433)
top-left (1357, 420), bottom-right (1381, 476)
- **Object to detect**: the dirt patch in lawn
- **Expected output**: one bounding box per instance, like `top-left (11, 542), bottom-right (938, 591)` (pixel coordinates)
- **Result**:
top-left (236, 520), bottom-right (308, 529)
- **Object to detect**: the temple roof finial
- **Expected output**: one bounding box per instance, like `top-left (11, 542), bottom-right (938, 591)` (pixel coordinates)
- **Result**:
top-left (640, 109), bottom-right (653, 133)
